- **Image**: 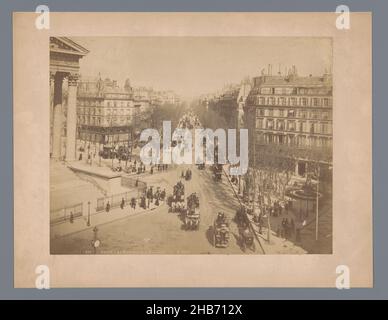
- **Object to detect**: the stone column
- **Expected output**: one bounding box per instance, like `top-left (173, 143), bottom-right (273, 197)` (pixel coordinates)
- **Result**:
top-left (52, 73), bottom-right (64, 159)
top-left (65, 73), bottom-right (78, 161)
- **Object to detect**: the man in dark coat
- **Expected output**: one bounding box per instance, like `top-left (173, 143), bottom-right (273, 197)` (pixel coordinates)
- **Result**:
top-left (130, 197), bottom-right (137, 210)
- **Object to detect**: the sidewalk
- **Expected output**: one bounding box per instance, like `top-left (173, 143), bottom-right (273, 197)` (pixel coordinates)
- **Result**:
top-left (50, 199), bottom-right (167, 239)
top-left (70, 155), bottom-right (176, 180)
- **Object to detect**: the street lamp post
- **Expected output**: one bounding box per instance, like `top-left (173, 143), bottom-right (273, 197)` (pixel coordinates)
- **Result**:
top-left (267, 208), bottom-right (271, 242)
top-left (87, 201), bottom-right (91, 226)
top-left (92, 226), bottom-right (99, 254)
top-left (306, 199), bottom-right (308, 218)
top-left (266, 194), bottom-right (271, 243)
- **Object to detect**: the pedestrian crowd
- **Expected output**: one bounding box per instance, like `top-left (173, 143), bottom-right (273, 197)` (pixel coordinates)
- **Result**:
top-left (103, 185), bottom-right (167, 214)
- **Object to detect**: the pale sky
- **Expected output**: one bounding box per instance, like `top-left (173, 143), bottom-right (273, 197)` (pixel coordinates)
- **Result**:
top-left (75, 37), bottom-right (332, 101)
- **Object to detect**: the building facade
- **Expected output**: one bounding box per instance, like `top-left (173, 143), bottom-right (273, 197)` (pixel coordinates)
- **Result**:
top-left (50, 37), bottom-right (89, 161)
top-left (76, 77), bottom-right (136, 151)
top-left (207, 80), bottom-right (252, 130)
top-left (245, 67), bottom-right (333, 176)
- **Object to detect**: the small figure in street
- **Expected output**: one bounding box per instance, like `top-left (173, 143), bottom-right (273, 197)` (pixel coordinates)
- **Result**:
top-left (105, 201), bottom-right (111, 213)
top-left (140, 196), bottom-right (146, 209)
top-left (146, 187), bottom-right (153, 203)
top-left (276, 226), bottom-right (281, 237)
top-left (281, 218), bottom-right (286, 238)
top-left (69, 212), bottom-right (74, 224)
top-left (155, 189), bottom-right (160, 202)
top-left (120, 197), bottom-right (125, 210)
top-left (79, 153), bottom-right (83, 161)
top-left (130, 197), bottom-right (137, 210)
top-left (150, 166), bottom-right (154, 174)
top-left (160, 189), bottom-right (166, 201)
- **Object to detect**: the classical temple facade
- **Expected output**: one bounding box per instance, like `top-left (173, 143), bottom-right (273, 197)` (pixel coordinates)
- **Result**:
top-left (50, 37), bottom-right (89, 161)
top-left (76, 76), bottom-right (136, 149)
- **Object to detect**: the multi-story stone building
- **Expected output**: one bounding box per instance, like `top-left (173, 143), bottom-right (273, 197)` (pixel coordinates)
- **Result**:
top-left (76, 77), bottom-right (136, 151)
top-left (244, 67), bottom-right (333, 176)
top-left (50, 37), bottom-right (89, 160)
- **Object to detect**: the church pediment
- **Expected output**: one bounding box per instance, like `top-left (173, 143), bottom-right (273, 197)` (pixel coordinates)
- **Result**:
top-left (50, 37), bottom-right (89, 57)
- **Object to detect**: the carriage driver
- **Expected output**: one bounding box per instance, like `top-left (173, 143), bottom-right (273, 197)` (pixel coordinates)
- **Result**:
top-left (216, 212), bottom-right (226, 224)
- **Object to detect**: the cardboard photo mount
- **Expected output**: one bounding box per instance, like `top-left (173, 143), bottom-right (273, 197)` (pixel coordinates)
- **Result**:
top-left (13, 12), bottom-right (372, 288)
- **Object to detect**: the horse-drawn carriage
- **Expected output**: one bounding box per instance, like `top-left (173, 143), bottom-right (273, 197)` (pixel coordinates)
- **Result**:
top-left (238, 223), bottom-right (255, 251)
top-left (197, 163), bottom-right (205, 170)
top-left (213, 212), bottom-right (230, 248)
top-left (173, 181), bottom-right (185, 200)
top-left (212, 164), bottom-right (223, 182)
top-left (172, 200), bottom-right (186, 214)
top-left (185, 169), bottom-right (192, 181)
top-left (168, 181), bottom-right (185, 213)
top-left (184, 193), bottom-right (200, 230)
top-left (235, 205), bottom-right (249, 225)
top-left (235, 206), bottom-right (255, 251)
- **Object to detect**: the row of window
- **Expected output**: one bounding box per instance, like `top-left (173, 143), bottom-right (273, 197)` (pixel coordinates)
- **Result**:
top-left (260, 87), bottom-right (331, 96)
top-left (77, 115), bottom-right (132, 126)
top-left (261, 133), bottom-right (332, 148)
top-left (78, 99), bottom-right (133, 108)
top-left (254, 95), bottom-right (332, 107)
top-left (256, 118), bottom-right (332, 135)
top-left (77, 107), bottom-right (134, 116)
top-left (256, 108), bottom-right (331, 120)
top-left (77, 132), bottom-right (130, 143)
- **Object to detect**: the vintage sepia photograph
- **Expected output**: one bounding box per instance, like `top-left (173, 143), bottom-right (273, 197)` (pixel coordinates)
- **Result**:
top-left (49, 36), bottom-right (333, 255)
